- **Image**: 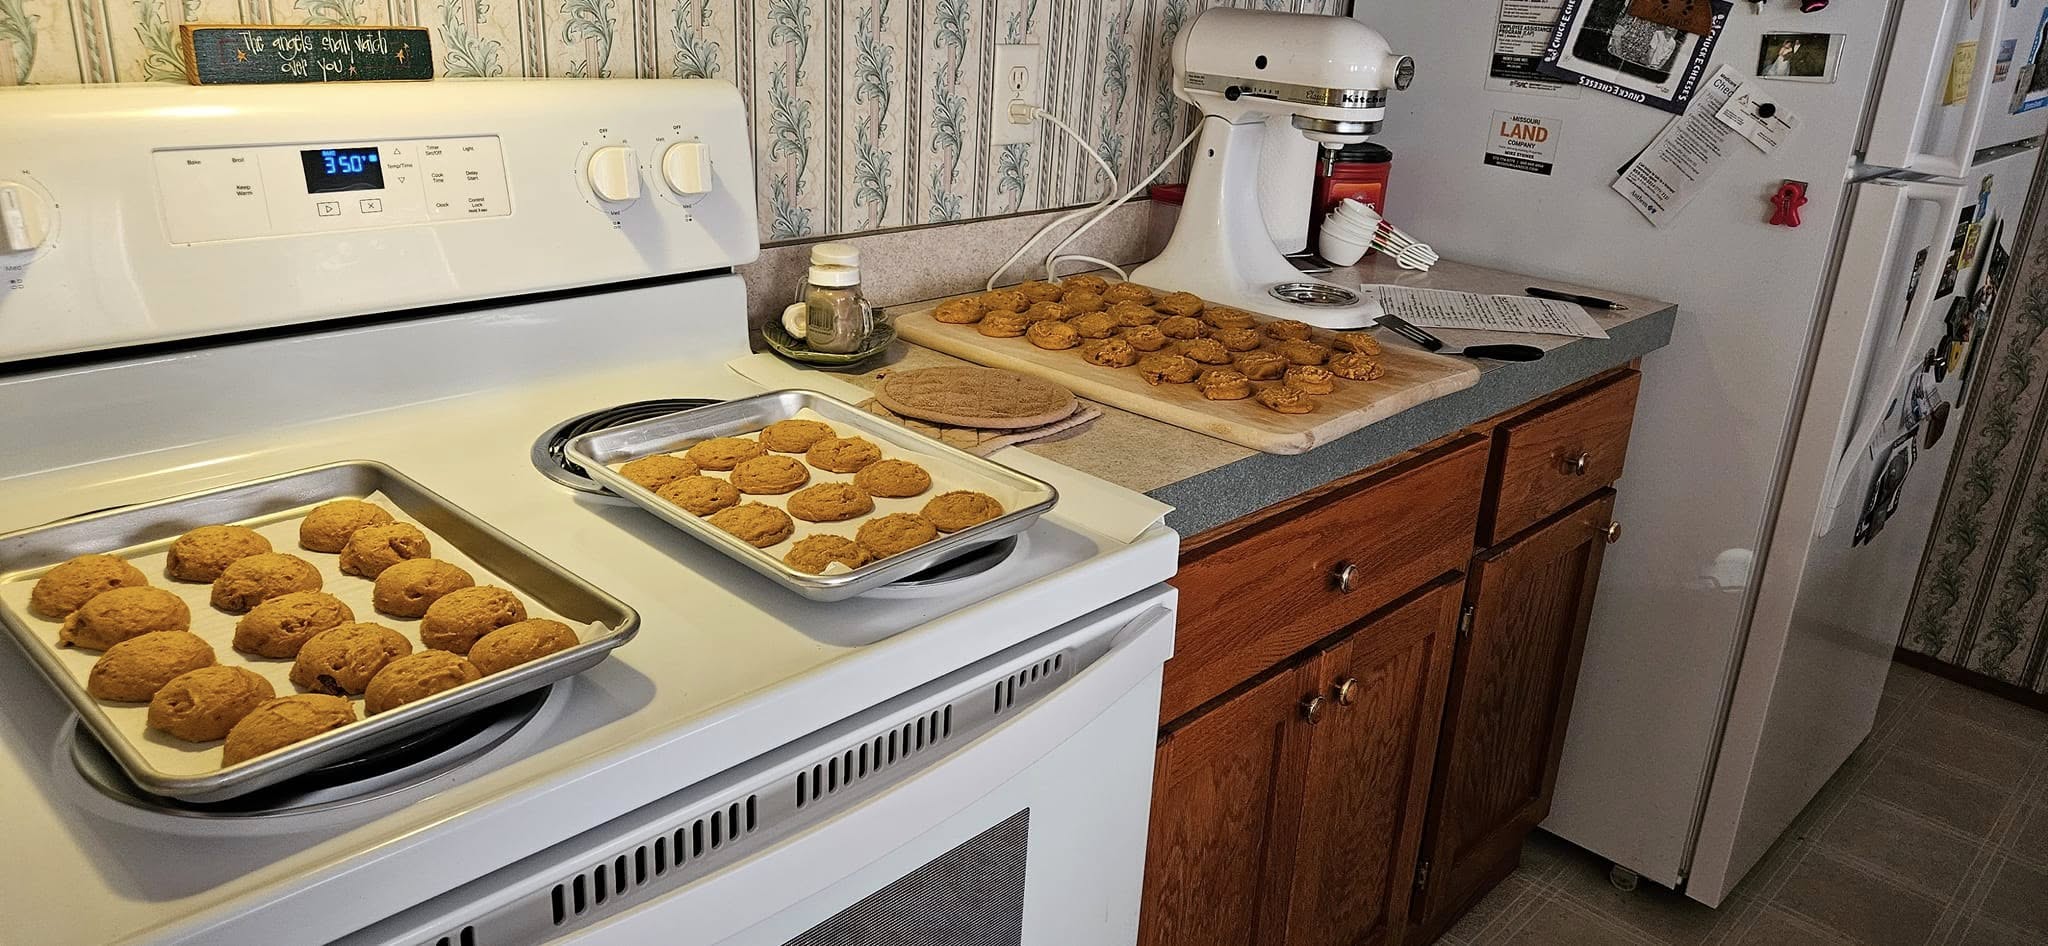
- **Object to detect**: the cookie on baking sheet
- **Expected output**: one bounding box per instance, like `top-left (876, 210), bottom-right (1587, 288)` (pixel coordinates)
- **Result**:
top-left (1179, 338), bottom-right (1232, 365)
top-left (1069, 311), bottom-right (1118, 339)
top-left (1202, 306), bottom-right (1257, 331)
top-left (469, 619), bottom-right (580, 675)
top-left (372, 558), bottom-right (475, 619)
top-left (148, 665), bottom-right (275, 742)
top-left (1329, 353), bottom-right (1387, 381)
top-left (233, 590), bottom-right (355, 658)
top-left (731, 455), bottom-right (812, 495)
top-left (222, 694), bottom-right (357, 765)
top-left (60, 587), bottom-right (191, 650)
top-left (1027, 319), bottom-right (1082, 351)
top-left (1122, 325), bottom-right (1169, 352)
top-left (787, 482), bottom-right (876, 522)
top-left (933, 298), bottom-right (985, 324)
top-left (32, 555), bottom-right (149, 619)
top-left (364, 651), bottom-right (481, 714)
top-left (1277, 340), bottom-right (1331, 366)
top-left (290, 623), bottom-right (412, 695)
top-left (1285, 365), bottom-right (1338, 395)
top-left (922, 491), bottom-right (1005, 533)
top-left (657, 476), bottom-right (742, 516)
top-left (1263, 319), bottom-right (1314, 342)
top-left (1333, 331), bottom-right (1383, 356)
top-left (339, 522), bottom-right (432, 579)
top-left (857, 513), bottom-right (940, 557)
top-left (164, 526), bottom-right (271, 584)
top-left (806, 436), bottom-right (885, 473)
top-left (1256, 384), bottom-right (1317, 415)
top-left (1211, 327), bottom-right (1261, 352)
top-left (1103, 282), bottom-right (1156, 305)
top-left (298, 499), bottom-right (393, 553)
top-left (706, 503), bottom-right (795, 548)
top-left (685, 436), bottom-right (765, 472)
top-left (978, 312), bottom-right (1031, 338)
top-left (760, 419), bottom-right (837, 453)
top-left (1195, 369), bottom-right (1252, 401)
top-left (853, 459), bottom-right (933, 499)
top-left (1158, 316), bottom-right (1206, 340)
top-left (978, 288), bottom-right (1028, 313)
top-left (420, 585), bottom-right (527, 654)
top-left (620, 454), bottom-right (700, 490)
top-left (88, 631), bottom-right (216, 702)
top-left (1156, 291), bottom-right (1205, 317)
top-left (1081, 338), bottom-right (1140, 368)
top-left (783, 535), bottom-right (873, 575)
top-left (1138, 354), bottom-right (1200, 386)
top-left (211, 553), bottom-right (323, 614)
top-left (1234, 350), bottom-right (1288, 381)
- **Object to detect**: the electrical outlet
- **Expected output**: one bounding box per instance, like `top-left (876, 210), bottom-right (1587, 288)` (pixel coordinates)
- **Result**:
top-left (993, 44), bottom-right (1043, 145)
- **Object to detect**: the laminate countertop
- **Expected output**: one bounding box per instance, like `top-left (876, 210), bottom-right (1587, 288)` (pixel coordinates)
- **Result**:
top-left (798, 255), bottom-right (1677, 538)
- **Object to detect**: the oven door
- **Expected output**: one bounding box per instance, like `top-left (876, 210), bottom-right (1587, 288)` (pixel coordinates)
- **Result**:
top-left (346, 588), bottom-right (1176, 946)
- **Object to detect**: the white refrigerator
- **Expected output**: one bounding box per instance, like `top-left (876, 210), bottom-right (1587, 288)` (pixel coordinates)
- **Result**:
top-left (1353, 0), bottom-right (2048, 905)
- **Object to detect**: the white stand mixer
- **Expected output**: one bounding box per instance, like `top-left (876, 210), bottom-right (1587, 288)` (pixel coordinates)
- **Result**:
top-left (1129, 8), bottom-right (1413, 328)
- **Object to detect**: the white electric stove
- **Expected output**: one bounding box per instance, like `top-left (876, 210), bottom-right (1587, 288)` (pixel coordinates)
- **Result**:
top-left (0, 82), bottom-right (1178, 946)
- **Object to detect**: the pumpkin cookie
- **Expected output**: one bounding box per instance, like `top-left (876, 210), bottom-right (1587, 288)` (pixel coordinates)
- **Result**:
top-left (1139, 354), bottom-right (1201, 385)
top-left (857, 513), bottom-right (940, 556)
top-left (212, 553), bottom-right (322, 614)
top-left (364, 651), bottom-right (481, 714)
top-left (731, 455), bottom-right (811, 495)
top-left (372, 558), bottom-right (475, 619)
top-left (1196, 369), bottom-right (1253, 401)
top-left (1122, 325), bottom-right (1169, 352)
top-left (1235, 350), bottom-right (1289, 380)
top-left (853, 459), bottom-right (933, 498)
top-left (978, 312), bottom-right (1031, 338)
top-left (290, 623), bottom-right (412, 695)
top-left (233, 590), bottom-right (355, 658)
top-left (1202, 306), bottom-right (1257, 331)
top-left (420, 586), bottom-right (526, 654)
top-left (223, 694), bottom-right (357, 765)
top-left (1061, 273), bottom-right (1110, 294)
top-left (1069, 311), bottom-right (1119, 339)
top-left (1017, 280), bottom-right (1064, 302)
top-left (1061, 290), bottom-right (1107, 315)
top-left (1333, 331), bottom-right (1383, 356)
top-left (620, 454), bottom-right (699, 490)
top-left (760, 419), bottom-right (837, 453)
top-left (783, 535), bottom-right (873, 575)
top-left (978, 288), bottom-right (1028, 312)
top-left (1023, 301), bottom-right (1069, 323)
top-left (1108, 301), bottom-right (1159, 327)
top-left (1159, 315), bottom-right (1207, 339)
top-left (1277, 339), bottom-right (1331, 366)
top-left (1156, 291), bottom-right (1205, 317)
top-left (1285, 365), bottom-right (1338, 395)
top-left (806, 436), bottom-right (884, 473)
top-left (1104, 282), bottom-right (1156, 304)
top-left (1179, 337), bottom-right (1232, 365)
top-left (1329, 352), bottom-right (1386, 381)
top-left (922, 490), bottom-right (1005, 532)
top-left (165, 525), bottom-right (270, 584)
top-left (61, 587), bottom-right (191, 650)
top-left (1264, 319), bottom-right (1314, 341)
top-left (339, 522), bottom-right (432, 578)
top-left (1256, 384), bottom-right (1317, 415)
top-left (1027, 319), bottom-right (1082, 350)
top-left (685, 436), bottom-right (765, 471)
top-left (298, 499), bottom-right (393, 553)
top-left (89, 631), bottom-right (216, 702)
top-left (933, 298), bottom-right (984, 324)
top-left (706, 503), bottom-right (795, 548)
top-left (786, 482), bottom-right (876, 522)
top-left (1213, 327), bottom-right (1262, 352)
top-left (657, 475), bottom-right (741, 516)
top-left (32, 555), bottom-right (150, 619)
top-left (148, 665), bottom-right (275, 742)
top-left (469, 619), bottom-right (580, 675)
top-left (1081, 338), bottom-right (1140, 368)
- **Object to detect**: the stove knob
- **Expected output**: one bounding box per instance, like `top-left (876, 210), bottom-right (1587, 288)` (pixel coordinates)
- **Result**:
top-left (0, 182), bottom-right (49, 254)
top-left (587, 145), bottom-right (642, 204)
top-left (661, 141), bottom-right (714, 203)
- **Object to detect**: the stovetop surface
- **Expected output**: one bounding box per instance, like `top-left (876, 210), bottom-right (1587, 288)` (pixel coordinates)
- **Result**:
top-left (0, 278), bottom-right (1177, 946)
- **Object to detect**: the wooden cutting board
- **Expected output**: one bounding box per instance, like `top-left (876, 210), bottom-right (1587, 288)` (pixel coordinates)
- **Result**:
top-left (892, 298), bottom-right (1481, 455)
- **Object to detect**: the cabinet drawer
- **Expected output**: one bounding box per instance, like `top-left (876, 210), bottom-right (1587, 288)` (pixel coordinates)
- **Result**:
top-left (1486, 371), bottom-right (1640, 544)
top-left (1163, 436), bottom-right (1487, 724)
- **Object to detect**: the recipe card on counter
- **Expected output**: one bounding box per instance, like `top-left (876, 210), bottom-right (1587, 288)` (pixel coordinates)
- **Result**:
top-left (1371, 286), bottom-right (1609, 338)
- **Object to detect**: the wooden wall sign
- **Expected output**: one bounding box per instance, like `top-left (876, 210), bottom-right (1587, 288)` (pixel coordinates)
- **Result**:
top-left (179, 25), bottom-right (434, 84)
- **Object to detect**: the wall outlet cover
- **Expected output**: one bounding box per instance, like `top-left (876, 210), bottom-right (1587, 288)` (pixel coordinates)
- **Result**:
top-left (993, 44), bottom-right (1044, 146)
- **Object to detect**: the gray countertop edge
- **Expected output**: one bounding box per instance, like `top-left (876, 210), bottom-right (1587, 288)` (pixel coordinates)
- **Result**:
top-left (1149, 305), bottom-right (1678, 537)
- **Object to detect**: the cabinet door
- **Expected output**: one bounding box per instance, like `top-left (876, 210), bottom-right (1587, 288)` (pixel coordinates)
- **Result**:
top-left (1416, 490), bottom-right (1618, 927)
top-left (1285, 578), bottom-right (1464, 946)
top-left (1139, 663), bottom-right (1314, 946)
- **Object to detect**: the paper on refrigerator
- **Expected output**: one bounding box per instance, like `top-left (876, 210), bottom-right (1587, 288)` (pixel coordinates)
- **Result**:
top-left (1613, 65), bottom-right (1745, 226)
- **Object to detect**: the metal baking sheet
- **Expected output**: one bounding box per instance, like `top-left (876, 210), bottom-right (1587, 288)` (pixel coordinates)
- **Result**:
top-left (567, 390), bottom-right (1059, 601)
top-left (0, 461), bottom-right (640, 802)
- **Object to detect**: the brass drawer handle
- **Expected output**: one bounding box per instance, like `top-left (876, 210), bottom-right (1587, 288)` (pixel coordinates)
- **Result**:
top-left (1604, 521), bottom-right (1623, 544)
top-left (1302, 695), bottom-right (1328, 725)
top-left (1563, 452), bottom-right (1592, 476)
top-left (1332, 562), bottom-right (1359, 594)
top-left (1333, 677), bottom-right (1361, 706)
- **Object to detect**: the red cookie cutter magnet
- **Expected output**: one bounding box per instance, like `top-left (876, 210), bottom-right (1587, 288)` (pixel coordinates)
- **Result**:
top-left (1770, 180), bottom-right (1809, 228)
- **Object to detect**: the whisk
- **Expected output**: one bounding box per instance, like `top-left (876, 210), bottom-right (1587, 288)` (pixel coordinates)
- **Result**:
top-left (1324, 199), bottom-right (1440, 271)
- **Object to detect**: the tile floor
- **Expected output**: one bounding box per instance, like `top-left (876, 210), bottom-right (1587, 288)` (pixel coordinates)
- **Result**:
top-left (1436, 663), bottom-right (2048, 946)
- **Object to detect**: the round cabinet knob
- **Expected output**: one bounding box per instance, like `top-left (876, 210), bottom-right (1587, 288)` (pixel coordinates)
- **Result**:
top-left (1604, 521), bottom-right (1623, 545)
top-left (661, 141), bottom-right (715, 203)
top-left (0, 182), bottom-right (50, 254)
top-left (1563, 452), bottom-right (1592, 476)
top-left (1301, 695), bottom-right (1328, 725)
top-left (1332, 562), bottom-right (1360, 594)
top-left (587, 145), bottom-right (642, 203)
top-left (1333, 677), bottom-right (1361, 706)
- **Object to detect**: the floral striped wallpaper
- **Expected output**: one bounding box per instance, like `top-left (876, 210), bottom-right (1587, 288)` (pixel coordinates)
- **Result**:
top-left (1903, 164), bottom-right (2048, 697)
top-left (0, 0), bottom-right (1344, 242)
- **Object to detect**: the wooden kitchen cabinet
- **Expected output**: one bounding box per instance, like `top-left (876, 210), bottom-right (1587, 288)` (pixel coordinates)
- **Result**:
top-left (1410, 490), bottom-right (1619, 940)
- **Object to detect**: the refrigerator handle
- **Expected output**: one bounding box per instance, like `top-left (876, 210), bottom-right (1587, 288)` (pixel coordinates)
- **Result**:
top-left (1865, 0), bottom-right (2005, 177)
top-left (1820, 179), bottom-right (1965, 521)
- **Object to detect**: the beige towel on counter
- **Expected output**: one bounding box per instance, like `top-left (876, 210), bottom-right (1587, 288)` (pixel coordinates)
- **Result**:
top-left (857, 399), bottom-right (1104, 456)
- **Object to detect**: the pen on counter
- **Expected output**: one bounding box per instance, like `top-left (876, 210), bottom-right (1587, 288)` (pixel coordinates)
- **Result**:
top-left (1526, 286), bottom-right (1629, 311)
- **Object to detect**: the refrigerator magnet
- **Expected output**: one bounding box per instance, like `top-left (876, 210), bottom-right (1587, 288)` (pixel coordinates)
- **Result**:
top-left (1535, 0), bottom-right (1732, 114)
top-left (1945, 42), bottom-right (1980, 105)
top-left (1757, 32), bottom-right (1842, 82)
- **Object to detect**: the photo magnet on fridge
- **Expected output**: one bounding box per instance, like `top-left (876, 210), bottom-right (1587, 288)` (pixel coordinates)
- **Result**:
top-left (1757, 32), bottom-right (1842, 82)
top-left (1537, 0), bottom-right (1732, 113)
top-left (2012, 6), bottom-right (2048, 114)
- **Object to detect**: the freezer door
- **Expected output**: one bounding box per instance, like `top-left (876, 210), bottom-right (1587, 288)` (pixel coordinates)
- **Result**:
top-left (1866, 0), bottom-right (2048, 175)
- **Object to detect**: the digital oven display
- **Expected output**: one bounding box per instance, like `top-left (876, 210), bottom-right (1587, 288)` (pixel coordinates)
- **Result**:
top-left (300, 147), bottom-right (384, 193)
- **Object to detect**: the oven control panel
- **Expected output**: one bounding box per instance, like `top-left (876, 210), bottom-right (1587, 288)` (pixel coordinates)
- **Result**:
top-left (154, 136), bottom-right (511, 244)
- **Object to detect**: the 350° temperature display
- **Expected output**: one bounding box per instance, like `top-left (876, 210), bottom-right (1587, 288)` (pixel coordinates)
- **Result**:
top-left (300, 147), bottom-right (385, 193)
